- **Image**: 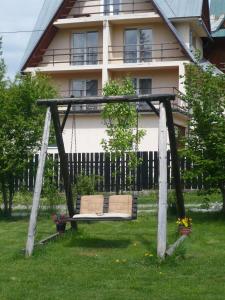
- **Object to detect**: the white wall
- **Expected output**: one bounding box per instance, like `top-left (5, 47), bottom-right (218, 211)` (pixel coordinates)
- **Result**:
top-left (61, 113), bottom-right (185, 153)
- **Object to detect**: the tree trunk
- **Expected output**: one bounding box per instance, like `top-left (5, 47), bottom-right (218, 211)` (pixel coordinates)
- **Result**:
top-left (8, 188), bottom-right (14, 217)
top-left (1, 179), bottom-right (9, 216)
top-left (220, 184), bottom-right (225, 214)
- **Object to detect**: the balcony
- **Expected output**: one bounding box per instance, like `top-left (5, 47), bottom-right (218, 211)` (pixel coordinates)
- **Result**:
top-left (59, 87), bottom-right (188, 114)
top-left (60, 0), bottom-right (155, 19)
top-left (38, 47), bottom-right (103, 68)
top-left (109, 43), bottom-right (185, 65)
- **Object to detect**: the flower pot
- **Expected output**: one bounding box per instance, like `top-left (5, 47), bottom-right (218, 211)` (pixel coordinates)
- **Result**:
top-left (56, 222), bottom-right (66, 234)
top-left (179, 226), bottom-right (192, 236)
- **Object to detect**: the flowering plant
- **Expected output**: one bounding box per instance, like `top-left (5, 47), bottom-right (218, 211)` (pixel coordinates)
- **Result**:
top-left (176, 217), bottom-right (192, 228)
top-left (51, 213), bottom-right (67, 224)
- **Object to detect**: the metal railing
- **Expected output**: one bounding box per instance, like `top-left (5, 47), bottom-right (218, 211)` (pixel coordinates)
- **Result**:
top-left (59, 87), bottom-right (188, 114)
top-left (38, 43), bottom-right (185, 67)
top-left (60, 0), bottom-right (154, 19)
top-left (39, 47), bottom-right (103, 66)
top-left (109, 43), bottom-right (185, 63)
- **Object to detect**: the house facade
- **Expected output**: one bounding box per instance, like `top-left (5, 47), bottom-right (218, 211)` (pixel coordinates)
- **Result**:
top-left (204, 0), bottom-right (225, 73)
top-left (21, 0), bottom-right (212, 153)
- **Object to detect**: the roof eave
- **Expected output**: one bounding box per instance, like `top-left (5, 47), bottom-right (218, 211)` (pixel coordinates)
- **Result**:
top-left (151, 0), bottom-right (195, 62)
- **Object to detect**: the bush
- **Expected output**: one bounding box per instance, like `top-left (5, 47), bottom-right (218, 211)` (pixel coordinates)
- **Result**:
top-left (72, 175), bottom-right (100, 196)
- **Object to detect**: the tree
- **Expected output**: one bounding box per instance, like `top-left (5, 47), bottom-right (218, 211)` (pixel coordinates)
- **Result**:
top-left (0, 62), bottom-right (56, 216)
top-left (101, 78), bottom-right (145, 192)
top-left (183, 63), bottom-right (225, 212)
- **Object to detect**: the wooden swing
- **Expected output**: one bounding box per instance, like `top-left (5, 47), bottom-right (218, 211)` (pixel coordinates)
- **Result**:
top-left (65, 101), bottom-right (139, 222)
top-left (66, 194), bottom-right (137, 221)
top-left (25, 94), bottom-right (186, 258)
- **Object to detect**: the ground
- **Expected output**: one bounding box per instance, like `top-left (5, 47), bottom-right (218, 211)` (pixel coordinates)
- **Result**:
top-left (1, 211), bottom-right (225, 300)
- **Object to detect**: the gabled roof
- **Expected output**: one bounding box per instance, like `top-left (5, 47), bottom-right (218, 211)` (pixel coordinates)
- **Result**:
top-left (21, 0), bottom-right (63, 69)
top-left (21, 0), bottom-right (205, 70)
top-left (155, 0), bottom-right (204, 18)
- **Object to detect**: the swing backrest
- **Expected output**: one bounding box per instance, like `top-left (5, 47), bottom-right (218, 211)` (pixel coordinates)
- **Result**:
top-left (79, 195), bottom-right (104, 215)
top-left (108, 195), bottom-right (133, 215)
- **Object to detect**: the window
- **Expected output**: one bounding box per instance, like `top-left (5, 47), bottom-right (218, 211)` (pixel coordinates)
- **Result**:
top-left (132, 78), bottom-right (152, 110)
top-left (132, 78), bottom-right (152, 95)
top-left (190, 30), bottom-right (196, 52)
top-left (70, 80), bottom-right (98, 110)
top-left (104, 0), bottom-right (120, 15)
top-left (72, 32), bottom-right (99, 65)
top-left (124, 28), bottom-right (152, 63)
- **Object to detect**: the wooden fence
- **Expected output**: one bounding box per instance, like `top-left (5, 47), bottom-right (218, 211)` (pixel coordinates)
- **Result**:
top-left (15, 152), bottom-right (204, 192)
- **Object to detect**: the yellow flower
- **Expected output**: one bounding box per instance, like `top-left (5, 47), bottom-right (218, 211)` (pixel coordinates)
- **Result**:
top-left (115, 259), bottom-right (120, 263)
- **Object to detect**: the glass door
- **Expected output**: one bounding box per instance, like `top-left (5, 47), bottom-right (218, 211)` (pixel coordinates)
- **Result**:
top-left (139, 29), bottom-right (152, 62)
top-left (124, 28), bottom-right (152, 63)
top-left (139, 78), bottom-right (152, 95)
top-left (72, 32), bottom-right (99, 65)
top-left (87, 32), bottom-right (98, 65)
top-left (104, 0), bottom-right (120, 15)
top-left (71, 80), bottom-right (98, 110)
top-left (113, 0), bottom-right (120, 15)
top-left (71, 80), bottom-right (86, 97)
top-left (72, 33), bottom-right (85, 65)
top-left (104, 0), bottom-right (111, 15)
top-left (124, 29), bottom-right (138, 63)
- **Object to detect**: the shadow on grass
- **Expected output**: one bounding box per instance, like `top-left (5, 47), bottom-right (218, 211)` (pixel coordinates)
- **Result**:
top-left (0, 214), bottom-right (29, 223)
top-left (67, 237), bottom-right (131, 249)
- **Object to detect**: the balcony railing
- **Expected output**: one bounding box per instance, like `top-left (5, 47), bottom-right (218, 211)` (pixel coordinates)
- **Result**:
top-left (109, 43), bottom-right (185, 63)
top-left (38, 43), bottom-right (185, 67)
top-left (39, 47), bottom-right (103, 67)
top-left (59, 87), bottom-right (188, 114)
top-left (60, 0), bottom-right (154, 19)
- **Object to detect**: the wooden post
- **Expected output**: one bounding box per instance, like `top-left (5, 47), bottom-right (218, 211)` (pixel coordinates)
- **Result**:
top-left (50, 103), bottom-right (76, 229)
top-left (164, 100), bottom-right (185, 218)
top-left (26, 108), bottom-right (51, 257)
top-left (166, 235), bottom-right (188, 256)
top-left (157, 101), bottom-right (168, 259)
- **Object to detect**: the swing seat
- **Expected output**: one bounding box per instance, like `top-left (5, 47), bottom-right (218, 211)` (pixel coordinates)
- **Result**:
top-left (69, 194), bottom-right (137, 221)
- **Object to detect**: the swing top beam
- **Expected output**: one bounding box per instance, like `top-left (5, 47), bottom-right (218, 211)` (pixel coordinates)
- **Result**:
top-left (37, 94), bottom-right (176, 106)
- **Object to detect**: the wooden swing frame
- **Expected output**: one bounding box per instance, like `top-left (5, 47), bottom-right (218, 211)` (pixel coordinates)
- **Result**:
top-left (25, 94), bottom-right (186, 258)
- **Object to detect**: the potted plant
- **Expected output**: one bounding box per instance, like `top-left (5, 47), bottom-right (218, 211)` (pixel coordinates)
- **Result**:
top-left (176, 217), bottom-right (192, 235)
top-left (52, 213), bottom-right (67, 233)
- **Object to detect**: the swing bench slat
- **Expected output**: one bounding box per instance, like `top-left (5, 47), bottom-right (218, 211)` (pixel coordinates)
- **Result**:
top-left (66, 194), bottom-right (137, 222)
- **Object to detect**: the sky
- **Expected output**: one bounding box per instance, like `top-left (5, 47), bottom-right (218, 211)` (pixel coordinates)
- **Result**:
top-left (0, 0), bottom-right (45, 79)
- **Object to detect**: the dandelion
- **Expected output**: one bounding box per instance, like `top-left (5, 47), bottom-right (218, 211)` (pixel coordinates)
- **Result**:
top-left (115, 259), bottom-right (120, 263)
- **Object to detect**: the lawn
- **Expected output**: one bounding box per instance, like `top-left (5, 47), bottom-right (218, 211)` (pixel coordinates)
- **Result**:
top-left (138, 190), bottom-right (222, 205)
top-left (1, 211), bottom-right (225, 300)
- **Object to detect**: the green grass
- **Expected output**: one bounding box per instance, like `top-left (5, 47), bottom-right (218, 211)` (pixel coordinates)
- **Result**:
top-left (138, 190), bottom-right (222, 205)
top-left (1, 212), bottom-right (225, 299)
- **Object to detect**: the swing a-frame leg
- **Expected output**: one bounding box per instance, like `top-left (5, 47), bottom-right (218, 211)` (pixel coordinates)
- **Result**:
top-left (50, 103), bottom-right (77, 229)
top-left (164, 100), bottom-right (185, 218)
top-left (157, 99), bottom-right (186, 259)
top-left (26, 108), bottom-right (51, 257)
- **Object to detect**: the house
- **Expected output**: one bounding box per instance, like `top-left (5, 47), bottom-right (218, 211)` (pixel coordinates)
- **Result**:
top-left (204, 0), bottom-right (225, 72)
top-left (21, 0), bottom-right (212, 153)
